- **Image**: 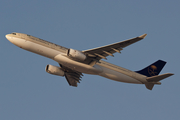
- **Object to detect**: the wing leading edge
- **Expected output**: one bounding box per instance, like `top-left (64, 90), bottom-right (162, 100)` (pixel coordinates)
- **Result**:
top-left (83, 34), bottom-right (147, 61)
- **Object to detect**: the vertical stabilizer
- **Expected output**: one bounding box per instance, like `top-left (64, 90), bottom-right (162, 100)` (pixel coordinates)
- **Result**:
top-left (136, 60), bottom-right (166, 77)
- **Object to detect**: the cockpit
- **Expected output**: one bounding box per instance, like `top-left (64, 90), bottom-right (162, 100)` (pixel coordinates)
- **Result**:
top-left (11, 32), bottom-right (16, 35)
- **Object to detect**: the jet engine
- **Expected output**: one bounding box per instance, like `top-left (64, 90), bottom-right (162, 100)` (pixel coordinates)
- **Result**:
top-left (67, 49), bottom-right (87, 61)
top-left (45, 64), bottom-right (64, 76)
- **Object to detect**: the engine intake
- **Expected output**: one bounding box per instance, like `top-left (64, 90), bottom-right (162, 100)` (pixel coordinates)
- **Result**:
top-left (45, 64), bottom-right (64, 76)
top-left (67, 49), bottom-right (87, 61)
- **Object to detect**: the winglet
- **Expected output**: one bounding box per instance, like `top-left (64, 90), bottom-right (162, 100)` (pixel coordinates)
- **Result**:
top-left (139, 34), bottom-right (147, 39)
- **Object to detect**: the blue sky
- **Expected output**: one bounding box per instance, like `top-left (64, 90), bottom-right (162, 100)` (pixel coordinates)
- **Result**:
top-left (0, 0), bottom-right (179, 120)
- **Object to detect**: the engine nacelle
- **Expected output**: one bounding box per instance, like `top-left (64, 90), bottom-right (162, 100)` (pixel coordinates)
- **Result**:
top-left (67, 49), bottom-right (87, 61)
top-left (45, 64), bottom-right (64, 76)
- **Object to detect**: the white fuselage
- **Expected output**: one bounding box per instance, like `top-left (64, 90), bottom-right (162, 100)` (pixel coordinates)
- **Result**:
top-left (6, 33), bottom-right (147, 84)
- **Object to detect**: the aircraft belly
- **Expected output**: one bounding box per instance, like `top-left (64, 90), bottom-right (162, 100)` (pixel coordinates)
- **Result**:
top-left (99, 66), bottom-right (142, 84)
top-left (54, 54), bottom-right (103, 74)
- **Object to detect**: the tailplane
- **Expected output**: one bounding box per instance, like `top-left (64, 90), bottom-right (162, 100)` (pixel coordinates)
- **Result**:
top-left (136, 60), bottom-right (174, 90)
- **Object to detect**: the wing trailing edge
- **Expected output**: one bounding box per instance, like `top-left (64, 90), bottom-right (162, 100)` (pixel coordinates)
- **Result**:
top-left (83, 34), bottom-right (147, 61)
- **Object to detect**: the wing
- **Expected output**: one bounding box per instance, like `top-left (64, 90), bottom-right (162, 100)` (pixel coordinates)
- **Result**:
top-left (83, 34), bottom-right (147, 60)
top-left (60, 64), bottom-right (83, 87)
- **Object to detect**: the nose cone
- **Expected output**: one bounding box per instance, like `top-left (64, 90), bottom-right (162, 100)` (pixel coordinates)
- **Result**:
top-left (6, 34), bottom-right (11, 40)
top-left (5, 34), bottom-right (13, 43)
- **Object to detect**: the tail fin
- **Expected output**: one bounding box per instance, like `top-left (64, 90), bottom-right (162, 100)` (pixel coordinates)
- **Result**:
top-left (136, 60), bottom-right (174, 90)
top-left (136, 60), bottom-right (166, 77)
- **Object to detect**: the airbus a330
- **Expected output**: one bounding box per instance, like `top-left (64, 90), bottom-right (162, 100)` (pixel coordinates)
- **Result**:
top-left (6, 32), bottom-right (174, 90)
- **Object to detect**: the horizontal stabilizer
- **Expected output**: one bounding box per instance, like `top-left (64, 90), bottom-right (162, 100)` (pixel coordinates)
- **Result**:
top-left (145, 83), bottom-right (154, 90)
top-left (145, 73), bottom-right (174, 90)
top-left (146, 73), bottom-right (174, 82)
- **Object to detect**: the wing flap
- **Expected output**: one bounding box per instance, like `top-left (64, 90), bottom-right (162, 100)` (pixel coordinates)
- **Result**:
top-left (83, 34), bottom-right (147, 60)
top-left (59, 64), bottom-right (83, 87)
top-left (60, 66), bottom-right (83, 87)
top-left (64, 72), bottom-right (83, 87)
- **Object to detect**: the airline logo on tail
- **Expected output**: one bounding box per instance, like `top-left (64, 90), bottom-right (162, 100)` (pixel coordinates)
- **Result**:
top-left (136, 60), bottom-right (166, 77)
top-left (148, 65), bottom-right (157, 76)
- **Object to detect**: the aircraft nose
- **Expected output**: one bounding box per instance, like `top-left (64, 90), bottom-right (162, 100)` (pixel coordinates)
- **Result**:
top-left (6, 34), bottom-right (11, 40)
top-left (5, 34), bottom-right (14, 43)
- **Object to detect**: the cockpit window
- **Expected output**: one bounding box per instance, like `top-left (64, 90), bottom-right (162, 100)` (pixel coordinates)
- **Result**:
top-left (11, 33), bottom-right (16, 35)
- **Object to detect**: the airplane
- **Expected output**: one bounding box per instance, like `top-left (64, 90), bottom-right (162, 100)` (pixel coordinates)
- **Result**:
top-left (6, 32), bottom-right (174, 90)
